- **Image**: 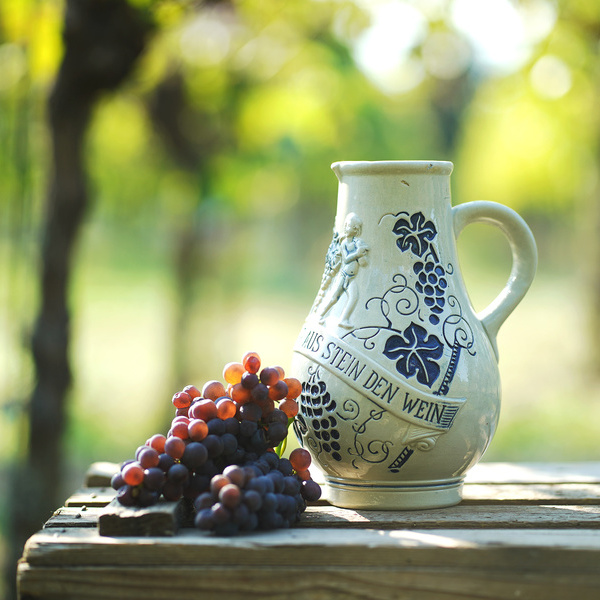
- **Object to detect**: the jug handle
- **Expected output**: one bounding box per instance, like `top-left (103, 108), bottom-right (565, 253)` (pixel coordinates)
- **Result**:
top-left (452, 201), bottom-right (537, 359)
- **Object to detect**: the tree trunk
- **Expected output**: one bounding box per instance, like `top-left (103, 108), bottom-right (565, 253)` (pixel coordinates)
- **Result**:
top-left (8, 2), bottom-right (149, 598)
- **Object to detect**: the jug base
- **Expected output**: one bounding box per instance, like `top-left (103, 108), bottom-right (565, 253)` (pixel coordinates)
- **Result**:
top-left (324, 475), bottom-right (464, 510)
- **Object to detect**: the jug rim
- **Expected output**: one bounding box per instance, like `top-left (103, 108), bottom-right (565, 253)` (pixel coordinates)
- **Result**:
top-left (332, 160), bottom-right (454, 177)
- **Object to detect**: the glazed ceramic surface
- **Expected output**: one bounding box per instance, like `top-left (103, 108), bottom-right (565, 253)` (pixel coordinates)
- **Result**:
top-left (292, 161), bottom-right (537, 509)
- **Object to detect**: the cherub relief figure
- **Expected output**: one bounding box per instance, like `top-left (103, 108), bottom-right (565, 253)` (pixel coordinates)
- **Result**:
top-left (318, 212), bottom-right (369, 329)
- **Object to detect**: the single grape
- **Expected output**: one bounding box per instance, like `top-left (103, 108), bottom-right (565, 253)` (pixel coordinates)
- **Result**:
top-left (170, 421), bottom-right (190, 440)
top-left (189, 399), bottom-right (218, 421)
top-left (283, 377), bottom-right (302, 400)
top-left (221, 433), bottom-right (239, 456)
top-left (143, 467), bottom-right (165, 492)
top-left (239, 402), bottom-right (262, 422)
top-left (202, 380), bottom-right (227, 401)
top-left (188, 418), bottom-right (209, 442)
top-left (203, 434), bottom-right (225, 458)
top-left (250, 383), bottom-right (269, 403)
top-left (223, 465), bottom-right (246, 487)
top-left (289, 448), bottom-right (311, 471)
top-left (273, 365), bottom-right (286, 379)
top-left (172, 391), bottom-right (192, 409)
top-left (219, 483), bottom-right (242, 509)
top-left (194, 491), bottom-right (214, 512)
top-left (210, 474), bottom-right (231, 496)
top-left (195, 507), bottom-right (215, 530)
top-left (116, 485), bottom-right (137, 507)
top-left (148, 434), bottom-right (166, 454)
top-left (184, 384), bottom-right (202, 399)
top-left (181, 441), bottom-right (209, 470)
top-left (267, 422), bottom-right (287, 445)
top-left (122, 462), bottom-right (144, 487)
top-left (162, 480), bottom-right (184, 502)
top-left (223, 362), bottom-right (245, 385)
top-left (260, 367), bottom-right (279, 386)
top-left (216, 398), bottom-right (237, 419)
top-left (265, 408), bottom-right (288, 425)
top-left (111, 471), bottom-right (124, 491)
top-left (167, 463), bottom-right (190, 484)
top-left (207, 418), bottom-right (226, 436)
top-left (230, 383), bottom-right (251, 405)
top-left (301, 479), bottom-right (322, 502)
top-left (158, 452), bottom-right (175, 472)
top-left (138, 447), bottom-right (160, 469)
top-left (241, 372), bottom-right (259, 390)
top-left (279, 399), bottom-right (299, 418)
top-left (268, 380), bottom-right (288, 401)
top-left (164, 436), bottom-right (186, 460)
top-left (242, 351), bottom-right (261, 374)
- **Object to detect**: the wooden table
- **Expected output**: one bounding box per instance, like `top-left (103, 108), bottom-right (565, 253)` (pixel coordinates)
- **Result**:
top-left (17, 462), bottom-right (600, 599)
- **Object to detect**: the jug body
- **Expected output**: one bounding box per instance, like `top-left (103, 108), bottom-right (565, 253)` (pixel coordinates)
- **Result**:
top-left (291, 161), bottom-right (536, 509)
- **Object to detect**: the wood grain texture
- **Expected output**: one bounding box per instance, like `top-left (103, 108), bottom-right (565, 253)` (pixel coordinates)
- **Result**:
top-left (18, 462), bottom-right (600, 600)
top-left (17, 563), bottom-right (600, 600)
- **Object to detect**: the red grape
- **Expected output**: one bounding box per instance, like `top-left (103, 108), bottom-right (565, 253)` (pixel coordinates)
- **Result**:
top-left (172, 391), bottom-right (192, 409)
top-left (289, 448), bottom-right (311, 471)
top-left (283, 377), bottom-right (302, 400)
top-left (242, 351), bottom-right (261, 374)
top-left (122, 462), bottom-right (144, 486)
top-left (202, 380), bottom-right (227, 401)
top-left (188, 418), bottom-right (209, 442)
top-left (223, 362), bottom-right (245, 385)
top-left (164, 436), bottom-right (186, 460)
top-left (279, 399), bottom-right (299, 418)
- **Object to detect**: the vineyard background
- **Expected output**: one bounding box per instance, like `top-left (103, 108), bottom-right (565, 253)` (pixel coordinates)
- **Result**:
top-left (2, 0), bottom-right (600, 598)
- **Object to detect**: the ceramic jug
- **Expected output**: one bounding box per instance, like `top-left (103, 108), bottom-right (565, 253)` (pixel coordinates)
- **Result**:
top-left (291, 161), bottom-right (537, 509)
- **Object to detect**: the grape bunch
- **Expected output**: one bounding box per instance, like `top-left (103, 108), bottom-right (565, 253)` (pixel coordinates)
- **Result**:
top-left (294, 373), bottom-right (343, 463)
top-left (110, 351), bottom-right (321, 534)
top-left (413, 260), bottom-right (448, 325)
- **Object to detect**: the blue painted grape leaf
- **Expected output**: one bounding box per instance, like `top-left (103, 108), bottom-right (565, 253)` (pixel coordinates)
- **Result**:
top-left (383, 323), bottom-right (443, 388)
top-left (392, 212), bottom-right (437, 257)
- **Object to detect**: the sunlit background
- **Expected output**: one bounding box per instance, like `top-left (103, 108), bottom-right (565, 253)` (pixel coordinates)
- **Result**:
top-left (1, 0), bottom-right (600, 597)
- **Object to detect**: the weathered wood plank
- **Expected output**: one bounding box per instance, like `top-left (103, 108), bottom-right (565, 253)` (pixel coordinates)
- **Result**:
top-left (21, 527), bottom-right (600, 569)
top-left (300, 504), bottom-right (600, 529)
top-left (466, 462), bottom-right (600, 484)
top-left (64, 487), bottom-right (116, 508)
top-left (44, 506), bottom-right (104, 529)
top-left (462, 483), bottom-right (600, 504)
top-left (17, 562), bottom-right (600, 600)
top-left (97, 497), bottom-right (192, 537)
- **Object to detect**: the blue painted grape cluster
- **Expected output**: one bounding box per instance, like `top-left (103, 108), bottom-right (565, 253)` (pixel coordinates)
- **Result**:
top-left (414, 260), bottom-right (448, 325)
top-left (295, 376), bottom-right (343, 462)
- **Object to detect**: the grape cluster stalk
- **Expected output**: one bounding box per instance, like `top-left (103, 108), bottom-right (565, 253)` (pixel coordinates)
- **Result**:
top-left (111, 352), bottom-right (321, 535)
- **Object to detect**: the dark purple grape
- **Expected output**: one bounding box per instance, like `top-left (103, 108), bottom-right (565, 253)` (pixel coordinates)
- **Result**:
top-left (203, 434), bottom-right (225, 458)
top-left (207, 418), bottom-right (226, 436)
top-left (278, 458), bottom-right (294, 477)
top-left (111, 472), bottom-right (125, 491)
top-left (167, 463), bottom-right (190, 484)
top-left (181, 442), bottom-right (209, 470)
top-left (250, 383), bottom-right (269, 403)
top-left (116, 485), bottom-right (137, 507)
top-left (158, 452), bottom-right (176, 472)
top-left (195, 508), bottom-right (215, 530)
top-left (143, 467), bottom-right (165, 492)
top-left (241, 372), bottom-right (259, 390)
top-left (239, 402), bottom-right (262, 422)
top-left (221, 433), bottom-right (238, 456)
top-left (301, 479), bottom-right (322, 502)
top-left (239, 420), bottom-right (258, 438)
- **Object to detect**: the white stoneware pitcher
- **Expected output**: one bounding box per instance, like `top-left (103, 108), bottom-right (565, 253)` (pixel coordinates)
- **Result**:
top-left (292, 160), bottom-right (537, 509)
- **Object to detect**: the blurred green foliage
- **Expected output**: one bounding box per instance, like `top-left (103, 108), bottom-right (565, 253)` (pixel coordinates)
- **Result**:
top-left (1, 0), bottom-right (600, 520)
